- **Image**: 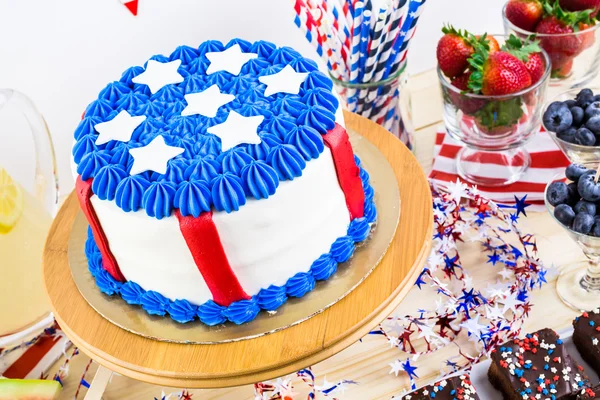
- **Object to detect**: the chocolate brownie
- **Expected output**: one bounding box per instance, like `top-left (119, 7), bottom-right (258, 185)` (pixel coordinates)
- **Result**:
top-left (488, 328), bottom-right (592, 400)
top-left (402, 374), bottom-right (479, 399)
top-left (573, 310), bottom-right (600, 378)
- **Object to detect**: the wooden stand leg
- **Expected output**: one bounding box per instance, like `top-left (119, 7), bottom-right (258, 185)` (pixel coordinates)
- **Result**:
top-left (84, 365), bottom-right (113, 400)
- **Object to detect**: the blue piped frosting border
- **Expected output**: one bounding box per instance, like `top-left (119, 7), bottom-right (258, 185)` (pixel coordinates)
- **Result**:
top-left (84, 156), bottom-right (376, 326)
top-left (73, 38), bottom-right (342, 219)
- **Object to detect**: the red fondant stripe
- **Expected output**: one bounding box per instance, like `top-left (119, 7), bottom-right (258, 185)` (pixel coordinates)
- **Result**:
top-left (322, 124), bottom-right (365, 219)
top-left (176, 210), bottom-right (250, 306)
top-left (2, 335), bottom-right (61, 379)
top-left (76, 176), bottom-right (126, 282)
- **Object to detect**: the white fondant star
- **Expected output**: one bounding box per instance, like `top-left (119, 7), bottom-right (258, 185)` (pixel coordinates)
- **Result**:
top-left (259, 64), bottom-right (309, 97)
top-left (207, 110), bottom-right (264, 152)
top-left (131, 60), bottom-right (184, 94)
top-left (205, 44), bottom-right (258, 76)
top-left (94, 110), bottom-right (146, 145)
top-left (181, 84), bottom-right (235, 118)
top-left (128, 135), bottom-right (184, 175)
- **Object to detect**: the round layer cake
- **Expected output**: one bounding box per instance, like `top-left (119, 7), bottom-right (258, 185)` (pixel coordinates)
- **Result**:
top-left (73, 38), bottom-right (377, 325)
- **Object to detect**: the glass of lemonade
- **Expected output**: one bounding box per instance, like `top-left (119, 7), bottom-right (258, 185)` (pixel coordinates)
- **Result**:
top-left (0, 89), bottom-right (58, 341)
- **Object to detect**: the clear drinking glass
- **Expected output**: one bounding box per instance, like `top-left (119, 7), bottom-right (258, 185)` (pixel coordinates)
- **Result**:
top-left (331, 65), bottom-right (415, 150)
top-left (0, 89), bottom-right (59, 341)
top-left (543, 87), bottom-right (600, 164)
top-left (438, 35), bottom-right (551, 187)
top-left (503, 3), bottom-right (600, 90)
top-left (545, 166), bottom-right (600, 311)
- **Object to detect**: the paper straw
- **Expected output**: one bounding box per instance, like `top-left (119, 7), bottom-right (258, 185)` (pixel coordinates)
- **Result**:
top-left (358, 9), bottom-right (372, 79)
top-left (346, 1), bottom-right (364, 111)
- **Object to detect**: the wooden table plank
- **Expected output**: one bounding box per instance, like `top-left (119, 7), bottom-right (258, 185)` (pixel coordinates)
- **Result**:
top-left (48, 71), bottom-right (591, 399)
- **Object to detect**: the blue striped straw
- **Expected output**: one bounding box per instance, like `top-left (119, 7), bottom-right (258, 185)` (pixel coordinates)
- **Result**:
top-left (358, 9), bottom-right (372, 79)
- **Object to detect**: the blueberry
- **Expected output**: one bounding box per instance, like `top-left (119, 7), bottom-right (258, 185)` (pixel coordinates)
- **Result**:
top-left (558, 127), bottom-right (577, 143)
top-left (571, 106), bottom-right (584, 126)
top-left (566, 99), bottom-right (578, 108)
top-left (595, 94), bottom-right (600, 102)
top-left (575, 200), bottom-right (597, 215)
top-left (567, 182), bottom-right (580, 206)
top-left (578, 174), bottom-right (600, 201)
top-left (577, 89), bottom-right (595, 108)
top-left (566, 163), bottom-right (590, 181)
top-left (555, 204), bottom-right (576, 227)
top-left (543, 102), bottom-right (573, 133)
top-left (592, 223), bottom-right (600, 237)
top-left (585, 102), bottom-right (600, 120)
top-left (586, 115), bottom-right (600, 134)
top-left (547, 181), bottom-right (570, 206)
top-left (573, 212), bottom-right (595, 234)
top-left (575, 127), bottom-right (596, 146)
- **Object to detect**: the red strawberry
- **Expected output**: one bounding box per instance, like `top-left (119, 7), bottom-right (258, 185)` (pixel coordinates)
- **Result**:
top-left (552, 58), bottom-right (574, 78)
top-left (449, 72), bottom-right (485, 115)
top-left (536, 16), bottom-right (582, 56)
top-left (502, 34), bottom-right (546, 83)
top-left (451, 72), bottom-right (471, 90)
top-left (436, 25), bottom-right (474, 78)
top-left (560, 0), bottom-right (600, 17)
top-left (481, 52), bottom-right (532, 95)
top-left (578, 22), bottom-right (597, 50)
top-left (505, 0), bottom-right (544, 31)
top-left (480, 35), bottom-right (501, 54)
top-left (524, 52), bottom-right (546, 83)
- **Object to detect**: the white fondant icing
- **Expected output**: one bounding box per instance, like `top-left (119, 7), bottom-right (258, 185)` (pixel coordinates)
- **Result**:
top-left (131, 60), bottom-right (184, 94)
top-left (90, 195), bottom-right (213, 305)
top-left (91, 148), bottom-right (349, 301)
top-left (206, 111), bottom-right (264, 152)
top-left (128, 135), bottom-right (184, 175)
top-left (205, 44), bottom-right (258, 76)
top-left (212, 146), bottom-right (350, 294)
top-left (259, 65), bottom-right (308, 97)
top-left (181, 84), bottom-right (235, 118)
top-left (94, 110), bottom-right (146, 145)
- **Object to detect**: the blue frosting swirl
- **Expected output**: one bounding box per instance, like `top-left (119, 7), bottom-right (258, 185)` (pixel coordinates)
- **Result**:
top-left (142, 181), bottom-right (176, 219)
top-left (302, 88), bottom-right (339, 115)
top-left (237, 103), bottom-right (273, 119)
top-left (226, 38), bottom-right (252, 52)
top-left (284, 125), bottom-right (324, 161)
top-left (364, 183), bottom-right (375, 203)
top-left (263, 115), bottom-right (297, 140)
top-left (330, 236), bottom-right (355, 263)
top-left (115, 175), bottom-right (151, 212)
top-left (163, 102), bottom-right (186, 121)
top-left (220, 148), bottom-right (254, 175)
top-left (152, 158), bottom-right (188, 183)
top-left (147, 54), bottom-right (169, 64)
top-left (77, 151), bottom-right (111, 180)
top-left (73, 134), bottom-right (99, 164)
top-left (206, 71), bottom-right (232, 87)
top-left (95, 268), bottom-right (123, 296)
top-left (286, 272), bottom-right (316, 298)
top-left (211, 173), bottom-right (246, 213)
top-left (241, 160), bottom-right (279, 200)
top-left (85, 99), bottom-right (113, 118)
top-left (364, 200), bottom-right (377, 224)
top-left (116, 92), bottom-right (148, 112)
top-left (185, 158), bottom-right (221, 181)
top-left (187, 56), bottom-right (210, 75)
top-left (198, 40), bottom-right (224, 55)
top-left (132, 118), bottom-right (165, 141)
top-left (310, 254), bottom-right (338, 281)
top-left (348, 218), bottom-right (371, 243)
top-left (223, 76), bottom-right (254, 94)
top-left (360, 167), bottom-right (369, 185)
top-left (222, 298), bottom-right (260, 325)
top-left (92, 165), bottom-right (128, 201)
top-left (271, 96), bottom-right (306, 118)
top-left (140, 290), bottom-right (170, 316)
top-left (303, 71), bottom-right (334, 91)
top-left (89, 252), bottom-right (104, 277)
top-left (99, 82), bottom-right (131, 105)
top-left (267, 145), bottom-right (306, 181)
top-left (120, 281), bottom-right (145, 305)
top-left (170, 45), bottom-right (199, 64)
top-left (182, 74), bottom-right (207, 93)
top-left (241, 58), bottom-right (271, 75)
top-left (297, 106), bottom-right (336, 134)
top-left (354, 155), bottom-right (361, 167)
top-left (195, 134), bottom-right (222, 157)
top-left (175, 179), bottom-right (212, 217)
top-left (197, 300), bottom-right (226, 326)
top-left (257, 285), bottom-right (287, 310)
top-left (238, 85), bottom-right (267, 104)
top-left (246, 133), bottom-right (282, 160)
top-left (152, 85), bottom-right (184, 104)
top-left (74, 116), bottom-right (103, 140)
top-left (268, 46), bottom-right (302, 65)
top-left (120, 66), bottom-right (144, 87)
top-left (290, 57), bottom-right (319, 73)
top-left (168, 300), bottom-right (198, 324)
top-left (250, 40), bottom-right (276, 58)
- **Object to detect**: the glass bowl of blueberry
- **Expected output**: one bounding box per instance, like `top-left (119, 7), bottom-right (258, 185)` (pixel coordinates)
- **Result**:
top-left (543, 88), bottom-right (600, 163)
top-left (545, 162), bottom-right (600, 311)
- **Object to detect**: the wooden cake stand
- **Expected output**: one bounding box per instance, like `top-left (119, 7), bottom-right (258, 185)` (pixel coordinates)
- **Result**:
top-left (43, 112), bottom-right (433, 393)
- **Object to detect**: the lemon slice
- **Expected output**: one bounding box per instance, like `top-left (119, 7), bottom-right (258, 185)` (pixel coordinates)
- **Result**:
top-left (0, 168), bottom-right (24, 234)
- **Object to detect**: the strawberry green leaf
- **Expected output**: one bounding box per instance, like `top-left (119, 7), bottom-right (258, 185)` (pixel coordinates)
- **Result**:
top-left (501, 34), bottom-right (542, 62)
top-left (466, 37), bottom-right (489, 94)
top-left (475, 98), bottom-right (524, 131)
top-left (544, 0), bottom-right (594, 28)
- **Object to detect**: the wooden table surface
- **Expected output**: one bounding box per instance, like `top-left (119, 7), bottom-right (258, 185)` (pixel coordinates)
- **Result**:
top-left (46, 70), bottom-right (587, 399)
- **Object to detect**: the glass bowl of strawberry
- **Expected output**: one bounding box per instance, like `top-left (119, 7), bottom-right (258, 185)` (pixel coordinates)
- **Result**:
top-left (543, 87), bottom-right (600, 163)
top-left (437, 29), bottom-right (551, 186)
top-left (503, 0), bottom-right (600, 89)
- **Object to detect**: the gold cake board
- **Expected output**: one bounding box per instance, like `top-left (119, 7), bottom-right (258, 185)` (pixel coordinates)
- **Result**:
top-left (42, 112), bottom-right (433, 391)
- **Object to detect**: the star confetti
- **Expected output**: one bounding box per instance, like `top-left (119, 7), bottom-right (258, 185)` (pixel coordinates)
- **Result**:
top-left (205, 44), bottom-right (258, 76)
top-left (128, 135), bottom-right (184, 175)
top-left (94, 109), bottom-right (146, 145)
top-left (206, 110), bottom-right (264, 152)
top-left (132, 60), bottom-right (184, 94)
top-left (259, 65), bottom-right (309, 97)
top-left (181, 84), bottom-right (235, 118)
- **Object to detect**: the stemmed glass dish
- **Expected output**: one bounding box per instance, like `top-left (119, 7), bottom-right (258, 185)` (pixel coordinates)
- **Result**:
top-left (438, 35), bottom-right (551, 187)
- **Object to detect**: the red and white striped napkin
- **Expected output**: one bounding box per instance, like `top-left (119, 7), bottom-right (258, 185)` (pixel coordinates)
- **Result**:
top-left (429, 127), bottom-right (570, 210)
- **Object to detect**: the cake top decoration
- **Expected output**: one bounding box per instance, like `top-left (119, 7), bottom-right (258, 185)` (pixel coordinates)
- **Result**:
top-left (131, 59), bottom-right (185, 94)
top-left (74, 38), bottom-right (341, 219)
